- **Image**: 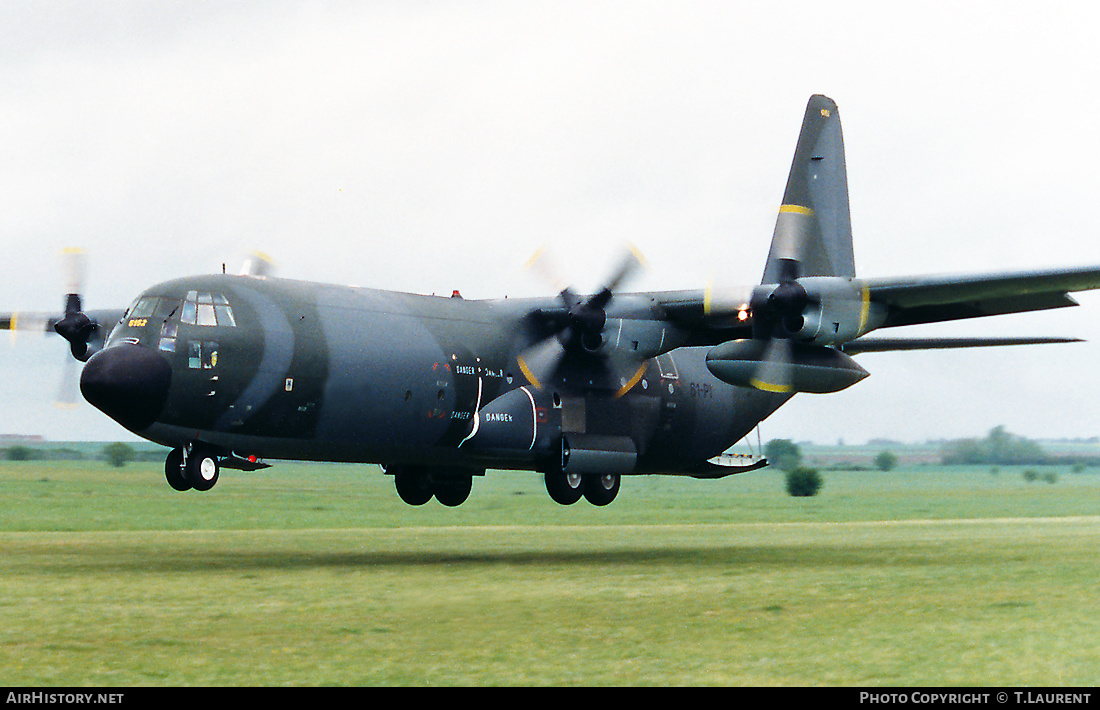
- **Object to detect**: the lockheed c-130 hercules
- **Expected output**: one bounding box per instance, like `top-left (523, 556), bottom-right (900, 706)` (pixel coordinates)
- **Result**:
top-left (5, 94), bottom-right (1100, 507)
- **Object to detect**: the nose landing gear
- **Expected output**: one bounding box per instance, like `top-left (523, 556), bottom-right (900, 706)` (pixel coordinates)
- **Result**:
top-left (163, 443), bottom-right (221, 492)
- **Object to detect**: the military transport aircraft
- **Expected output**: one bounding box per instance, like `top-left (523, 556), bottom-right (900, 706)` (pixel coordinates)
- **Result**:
top-left (5, 94), bottom-right (1100, 507)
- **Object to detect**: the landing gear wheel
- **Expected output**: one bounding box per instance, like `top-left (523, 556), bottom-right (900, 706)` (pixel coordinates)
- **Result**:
top-left (185, 445), bottom-right (220, 492)
top-left (393, 466), bottom-right (433, 506)
top-left (545, 471), bottom-right (584, 505)
top-left (583, 473), bottom-right (620, 506)
top-left (434, 474), bottom-right (473, 507)
top-left (164, 448), bottom-right (191, 491)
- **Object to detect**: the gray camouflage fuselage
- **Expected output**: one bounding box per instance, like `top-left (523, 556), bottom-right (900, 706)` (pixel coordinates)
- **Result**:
top-left (109, 273), bottom-right (786, 475)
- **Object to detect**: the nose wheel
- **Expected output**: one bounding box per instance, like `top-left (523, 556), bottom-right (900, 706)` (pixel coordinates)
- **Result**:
top-left (164, 444), bottom-right (221, 492)
top-left (164, 448), bottom-right (189, 491)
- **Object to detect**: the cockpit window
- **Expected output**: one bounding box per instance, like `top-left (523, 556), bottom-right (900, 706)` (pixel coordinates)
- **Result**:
top-left (179, 291), bottom-right (236, 327)
top-left (197, 301), bottom-right (217, 326)
top-left (154, 298), bottom-right (181, 320)
top-left (129, 297), bottom-right (158, 320)
top-left (214, 294), bottom-right (236, 327)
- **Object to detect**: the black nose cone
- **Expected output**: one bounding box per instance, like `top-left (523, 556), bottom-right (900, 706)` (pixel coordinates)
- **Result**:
top-left (80, 344), bottom-right (171, 432)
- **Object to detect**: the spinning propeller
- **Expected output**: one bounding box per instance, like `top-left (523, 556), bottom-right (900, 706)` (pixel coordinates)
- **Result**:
top-left (51, 248), bottom-right (102, 362)
top-left (747, 257), bottom-right (814, 393)
top-left (516, 246), bottom-right (646, 391)
top-left (0, 249), bottom-right (107, 406)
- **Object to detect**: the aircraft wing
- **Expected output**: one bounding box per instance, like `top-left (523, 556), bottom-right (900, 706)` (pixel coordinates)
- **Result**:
top-left (654, 264), bottom-right (1100, 340)
top-left (863, 264), bottom-right (1100, 328)
top-left (649, 289), bottom-right (753, 345)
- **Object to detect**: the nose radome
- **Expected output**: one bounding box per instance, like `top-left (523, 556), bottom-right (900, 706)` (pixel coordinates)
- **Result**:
top-left (80, 344), bottom-right (172, 432)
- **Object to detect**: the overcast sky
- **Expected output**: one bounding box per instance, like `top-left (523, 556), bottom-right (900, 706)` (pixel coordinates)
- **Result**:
top-left (2, 1), bottom-right (1099, 445)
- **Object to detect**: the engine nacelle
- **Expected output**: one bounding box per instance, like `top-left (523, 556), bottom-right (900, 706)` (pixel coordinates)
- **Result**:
top-left (751, 277), bottom-right (886, 346)
top-left (792, 277), bottom-right (885, 345)
top-left (705, 339), bottom-right (869, 393)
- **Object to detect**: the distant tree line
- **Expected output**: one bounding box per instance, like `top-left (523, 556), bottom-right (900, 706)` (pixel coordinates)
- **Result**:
top-left (762, 428), bottom-right (1098, 477)
top-left (940, 426), bottom-right (1049, 466)
top-left (4, 445), bottom-right (76, 461)
top-left (2, 443), bottom-right (163, 465)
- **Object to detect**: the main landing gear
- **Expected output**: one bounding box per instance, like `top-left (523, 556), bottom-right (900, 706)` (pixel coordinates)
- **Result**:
top-left (388, 466), bottom-right (622, 507)
top-left (164, 443), bottom-right (221, 492)
top-left (544, 470), bottom-right (620, 506)
top-left (390, 465), bottom-right (477, 507)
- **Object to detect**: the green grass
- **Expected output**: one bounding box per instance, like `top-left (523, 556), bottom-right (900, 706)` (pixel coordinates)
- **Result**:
top-left (3, 460), bottom-right (1100, 685)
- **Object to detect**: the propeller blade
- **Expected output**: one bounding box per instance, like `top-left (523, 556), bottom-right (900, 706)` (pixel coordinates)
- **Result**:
top-left (516, 334), bottom-right (567, 390)
top-left (524, 247), bottom-right (570, 296)
top-left (750, 337), bottom-right (794, 394)
top-left (762, 207), bottom-right (813, 284)
top-left (774, 256), bottom-right (801, 285)
top-left (525, 243), bottom-right (646, 305)
top-left (56, 354), bottom-right (80, 408)
top-left (602, 243), bottom-right (647, 294)
top-left (702, 281), bottom-right (755, 319)
top-left (61, 247), bottom-right (86, 298)
top-left (239, 251), bottom-right (276, 277)
top-left (1, 312), bottom-right (51, 334)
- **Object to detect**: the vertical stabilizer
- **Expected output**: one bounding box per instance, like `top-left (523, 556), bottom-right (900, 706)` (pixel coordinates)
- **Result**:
top-left (761, 95), bottom-right (855, 283)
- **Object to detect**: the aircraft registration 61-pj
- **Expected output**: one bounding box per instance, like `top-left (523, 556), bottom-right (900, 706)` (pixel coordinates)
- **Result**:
top-left (6, 95), bottom-right (1100, 507)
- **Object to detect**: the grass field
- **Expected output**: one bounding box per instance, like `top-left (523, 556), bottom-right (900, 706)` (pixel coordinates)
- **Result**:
top-left (3, 459), bottom-right (1100, 685)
